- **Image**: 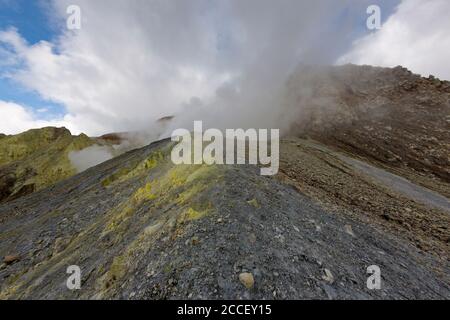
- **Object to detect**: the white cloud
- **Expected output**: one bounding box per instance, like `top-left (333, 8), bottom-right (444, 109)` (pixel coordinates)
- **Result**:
top-left (0, 100), bottom-right (66, 134)
top-left (338, 0), bottom-right (450, 80)
top-left (1, 0), bottom-right (368, 137)
top-left (0, 100), bottom-right (103, 135)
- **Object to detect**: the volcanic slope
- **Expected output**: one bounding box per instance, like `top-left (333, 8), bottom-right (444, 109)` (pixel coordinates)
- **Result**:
top-left (0, 138), bottom-right (448, 299)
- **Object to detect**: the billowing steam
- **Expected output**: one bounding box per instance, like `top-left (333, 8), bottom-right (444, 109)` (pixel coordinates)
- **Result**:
top-left (69, 145), bottom-right (114, 173)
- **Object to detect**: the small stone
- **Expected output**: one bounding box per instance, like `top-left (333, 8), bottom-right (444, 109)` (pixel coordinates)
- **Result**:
top-left (54, 237), bottom-right (70, 254)
top-left (293, 225), bottom-right (300, 232)
top-left (239, 272), bottom-right (254, 289)
top-left (247, 199), bottom-right (260, 208)
top-left (275, 234), bottom-right (285, 243)
top-left (191, 236), bottom-right (199, 245)
top-left (344, 225), bottom-right (355, 237)
top-left (4, 255), bottom-right (20, 265)
top-left (217, 217), bottom-right (223, 223)
top-left (322, 268), bottom-right (335, 284)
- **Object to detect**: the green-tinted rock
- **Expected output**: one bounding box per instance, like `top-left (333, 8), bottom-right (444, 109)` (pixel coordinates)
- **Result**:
top-left (0, 127), bottom-right (96, 202)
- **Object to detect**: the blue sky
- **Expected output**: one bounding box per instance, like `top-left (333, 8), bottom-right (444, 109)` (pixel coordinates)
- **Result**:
top-left (0, 0), bottom-right (56, 44)
top-left (0, 0), bottom-right (65, 119)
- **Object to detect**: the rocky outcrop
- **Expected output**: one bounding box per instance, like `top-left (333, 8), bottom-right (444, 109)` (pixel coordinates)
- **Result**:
top-left (0, 127), bottom-right (95, 203)
top-left (286, 65), bottom-right (450, 196)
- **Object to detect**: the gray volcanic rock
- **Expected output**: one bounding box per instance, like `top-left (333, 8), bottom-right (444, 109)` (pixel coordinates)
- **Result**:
top-left (286, 64), bottom-right (450, 195)
top-left (0, 138), bottom-right (448, 299)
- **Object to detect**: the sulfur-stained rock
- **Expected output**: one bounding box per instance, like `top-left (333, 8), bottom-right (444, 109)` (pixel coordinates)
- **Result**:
top-left (239, 272), bottom-right (255, 289)
top-left (4, 255), bottom-right (20, 265)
